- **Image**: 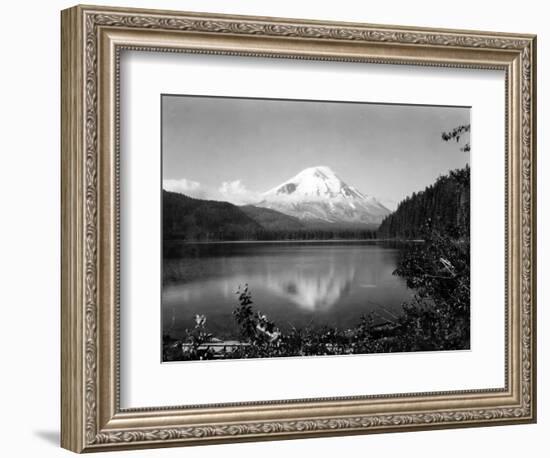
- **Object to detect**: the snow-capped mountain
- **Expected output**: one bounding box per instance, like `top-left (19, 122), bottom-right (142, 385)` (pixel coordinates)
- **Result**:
top-left (256, 166), bottom-right (390, 225)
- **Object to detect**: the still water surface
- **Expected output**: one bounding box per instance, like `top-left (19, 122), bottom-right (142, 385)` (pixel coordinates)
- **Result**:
top-left (162, 241), bottom-right (414, 340)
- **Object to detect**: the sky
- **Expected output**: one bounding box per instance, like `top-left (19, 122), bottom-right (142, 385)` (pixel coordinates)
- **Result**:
top-left (162, 95), bottom-right (470, 210)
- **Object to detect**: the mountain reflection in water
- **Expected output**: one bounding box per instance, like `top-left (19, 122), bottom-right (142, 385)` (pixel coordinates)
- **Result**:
top-left (264, 259), bottom-right (356, 311)
top-left (162, 242), bottom-right (414, 340)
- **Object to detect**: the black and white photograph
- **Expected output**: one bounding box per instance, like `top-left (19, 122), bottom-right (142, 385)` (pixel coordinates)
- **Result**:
top-left (161, 95), bottom-right (471, 362)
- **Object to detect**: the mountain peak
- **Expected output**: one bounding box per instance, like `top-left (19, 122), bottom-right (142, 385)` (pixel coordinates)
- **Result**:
top-left (263, 166), bottom-right (365, 201)
top-left (257, 166), bottom-right (390, 225)
top-left (297, 165), bottom-right (336, 178)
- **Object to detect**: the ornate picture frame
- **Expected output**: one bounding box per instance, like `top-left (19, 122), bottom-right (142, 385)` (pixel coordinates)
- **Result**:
top-left (61, 4), bottom-right (536, 453)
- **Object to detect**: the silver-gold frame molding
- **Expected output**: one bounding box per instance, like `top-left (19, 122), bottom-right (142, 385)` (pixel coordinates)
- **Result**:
top-left (61, 4), bottom-right (537, 453)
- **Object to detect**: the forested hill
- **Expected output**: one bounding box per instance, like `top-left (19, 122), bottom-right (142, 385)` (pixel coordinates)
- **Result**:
top-left (163, 190), bottom-right (378, 243)
top-left (377, 166), bottom-right (470, 240)
top-left (163, 191), bottom-right (263, 241)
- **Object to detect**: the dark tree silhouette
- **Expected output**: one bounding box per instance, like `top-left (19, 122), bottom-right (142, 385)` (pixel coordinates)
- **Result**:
top-left (377, 166), bottom-right (469, 239)
top-left (442, 123), bottom-right (471, 152)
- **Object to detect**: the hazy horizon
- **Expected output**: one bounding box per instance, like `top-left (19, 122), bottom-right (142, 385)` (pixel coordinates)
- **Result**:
top-left (162, 95), bottom-right (470, 210)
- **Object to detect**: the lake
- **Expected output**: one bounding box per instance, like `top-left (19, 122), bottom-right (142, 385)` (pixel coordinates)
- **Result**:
top-left (162, 241), bottom-right (415, 340)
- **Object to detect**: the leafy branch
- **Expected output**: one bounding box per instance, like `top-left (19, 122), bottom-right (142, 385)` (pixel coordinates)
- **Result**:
top-left (442, 124), bottom-right (470, 152)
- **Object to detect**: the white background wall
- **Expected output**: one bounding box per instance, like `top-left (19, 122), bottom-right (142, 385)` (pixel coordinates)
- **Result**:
top-left (0, 0), bottom-right (546, 456)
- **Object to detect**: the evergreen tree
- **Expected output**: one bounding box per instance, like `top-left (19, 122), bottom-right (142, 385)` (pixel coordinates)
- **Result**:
top-left (377, 165), bottom-right (470, 239)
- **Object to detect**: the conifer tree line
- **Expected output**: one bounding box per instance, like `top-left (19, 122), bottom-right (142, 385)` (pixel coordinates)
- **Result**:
top-left (377, 165), bottom-right (470, 240)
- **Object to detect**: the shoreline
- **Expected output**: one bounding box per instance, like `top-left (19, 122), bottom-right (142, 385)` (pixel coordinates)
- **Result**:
top-left (165, 239), bottom-right (425, 244)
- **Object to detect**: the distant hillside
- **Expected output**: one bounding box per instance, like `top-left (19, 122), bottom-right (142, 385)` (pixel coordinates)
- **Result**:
top-left (163, 191), bottom-right (378, 243)
top-left (377, 166), bottom-right (470, 239)
top-left (240, 205), bottom-right (305, 231)
top-left (163, 191), bottom-right (262, 241)
top-left (300, 220), bottom-right (380, 232)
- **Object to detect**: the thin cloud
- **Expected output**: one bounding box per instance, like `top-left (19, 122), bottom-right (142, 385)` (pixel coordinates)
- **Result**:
top-left (163, 178), bottom-right (203, 198)
top-left (163, 177), bottom-right (260, 205)
top-left (218, 180), bottom-right (261, 205)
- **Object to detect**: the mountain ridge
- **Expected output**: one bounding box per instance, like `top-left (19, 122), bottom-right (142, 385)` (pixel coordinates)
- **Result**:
top-left (162, 190), bottom-right (378, 245)
top-left (240, 205), bottom-right (305, 231)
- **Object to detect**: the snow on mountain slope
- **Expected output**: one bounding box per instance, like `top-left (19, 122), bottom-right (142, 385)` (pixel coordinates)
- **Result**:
top-left (256, 166), bottom-right (390, 225)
